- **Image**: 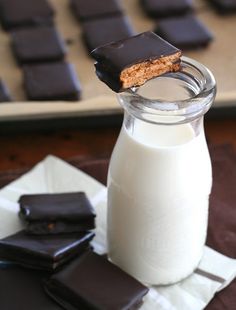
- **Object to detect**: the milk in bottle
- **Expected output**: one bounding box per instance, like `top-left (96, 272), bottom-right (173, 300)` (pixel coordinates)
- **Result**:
top-left (107, 57), bottom-right (216, 285)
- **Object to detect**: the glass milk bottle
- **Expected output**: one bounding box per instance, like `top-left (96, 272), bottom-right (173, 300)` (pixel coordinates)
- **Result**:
top-left (107, 57), bottom-right (216, 285)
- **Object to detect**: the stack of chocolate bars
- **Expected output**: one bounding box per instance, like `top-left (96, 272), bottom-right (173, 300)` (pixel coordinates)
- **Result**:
top-left (0, 191), bottom-right (149, 309)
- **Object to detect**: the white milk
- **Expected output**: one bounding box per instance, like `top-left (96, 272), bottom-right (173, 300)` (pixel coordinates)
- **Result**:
top-left (107, 120), bottom-right (212, 285)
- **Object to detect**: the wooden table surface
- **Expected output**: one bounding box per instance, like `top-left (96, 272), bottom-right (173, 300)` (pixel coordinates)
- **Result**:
top-left (0, 118), bottom-right (235, 173)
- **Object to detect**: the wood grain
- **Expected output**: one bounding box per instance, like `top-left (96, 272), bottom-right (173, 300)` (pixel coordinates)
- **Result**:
top-left (0, 118), bottom-right (235, 173)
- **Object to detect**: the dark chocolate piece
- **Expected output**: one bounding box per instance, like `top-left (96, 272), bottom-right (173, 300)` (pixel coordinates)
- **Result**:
top-left (71, 0), bottom-right (123, 21)
top-left (140, 0), bottom-right (193, 18)
top-left (0, 0), bottom-right (54, 30)
top-left (23, 62), bottom-right (81, 101)
top-left (82, 15), bottom-right (135, 53)
top-left (11, 26), bottom-right (66, 64)
top-left (45, 251), bottom-right (149, 310)
top-left (0, 230), bottom-right (94, 271)
top-left (18, 192), bottom-right (96, 235)
top-left (209, 0), bottom-right (236, 14)
top-left (0, 265), bottom-right (62, 310)
top-left (208, 0), bottom-right (236, 14)
top-left (0, 80), bottom-right (12, 102)
top-left (155, 15), bottom-right (213, 50)
top-left (92, 31), bottom-right (181, 92)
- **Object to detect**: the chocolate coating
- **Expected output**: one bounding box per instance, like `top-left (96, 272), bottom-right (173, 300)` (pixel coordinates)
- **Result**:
top-left (0, 230), bottom-right (94, 271)
top-left (71, 0), bottom-right (123, 21)
top-left (155, 15), bottom-right (213, 50)
top-left (0, 265), bottom-right (62, 310)
top-left (0, 80), bottom-right (12, 102)
top-left (92, 31), bottom-right (181, 92)
top-left (23, 62), bottom-right (81, 101)
top-left (45, 251), bottom-right (149, 310)
top-left (11, 26), bottom-right (66, 64)
top-left (208, 0), bottom-right (236, 14)
top-left (92, 31), bottom-right (180, 73)
top-left (82, 15), bottom-right (135, 53)
top-left (140, 0), bottom-right (193, 18)
top-left (95, 63), bottom-right (124, 93)
top-left (19, 192), bottom-right (96, 234)
top-left (0, 0), bottom-right (54, 30)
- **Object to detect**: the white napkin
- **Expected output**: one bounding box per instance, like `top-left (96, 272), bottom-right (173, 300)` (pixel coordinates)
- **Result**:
top-left (0, 155), bottom-right (235, 310)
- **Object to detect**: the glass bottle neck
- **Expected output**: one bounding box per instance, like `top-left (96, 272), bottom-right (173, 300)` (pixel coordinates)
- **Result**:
top-left (118, 57), bottom-right (216, 126)
top-left (123, 111), bottom-right (205, 148)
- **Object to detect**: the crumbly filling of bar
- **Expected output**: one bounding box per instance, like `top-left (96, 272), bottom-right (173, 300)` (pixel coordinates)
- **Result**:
top-left (120, 52), bottom-right (181, 89)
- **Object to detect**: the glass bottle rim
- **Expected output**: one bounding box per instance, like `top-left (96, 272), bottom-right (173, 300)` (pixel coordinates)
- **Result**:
top-left (118, 57), bottom-right (216, 124)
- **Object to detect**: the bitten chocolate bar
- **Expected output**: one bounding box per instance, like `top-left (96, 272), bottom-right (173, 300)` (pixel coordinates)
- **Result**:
top-left (19, 192), bottom-right (96, 235)
top-left (45, 251), bottom-right (149, 310)
top-left (92, 31), bottom-right (181, 92)
top-left (0, 230), bottom-right (94, 271)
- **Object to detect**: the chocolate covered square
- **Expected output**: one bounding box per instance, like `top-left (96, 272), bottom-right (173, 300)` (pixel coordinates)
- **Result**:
top-left (0, 230), bottom-right (94, 271)
top-left (23, 62), bottom-right (81, 101)
top-left (141, 0), bottom-right (193, 18)
top-left (82, 15), bottom-right (135, 53)
top-left (45, 251), bottom-right (149, 309)
top-left (155, 15), bottom-right (213, 50)
top-left (208, 0), bottom-right (236, 14)
top-left (0, 266), bottom-right (62, 309)
top-left (11, 26), bottom-right (66, 64)
top-left (92, 32), bottom-right (181, 92)
top-left (0, 0), bottom-right (54, 30)
top-left (71, 0), bottom-right (123, 21)
top-left (19, 192), bottom-right (96, 235)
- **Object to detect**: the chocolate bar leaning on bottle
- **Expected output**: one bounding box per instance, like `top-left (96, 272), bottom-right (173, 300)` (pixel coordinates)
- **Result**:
top-left (18, 192), bottom-right (96, 235)
top-left (91, 31), bottom-right (182, 92)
